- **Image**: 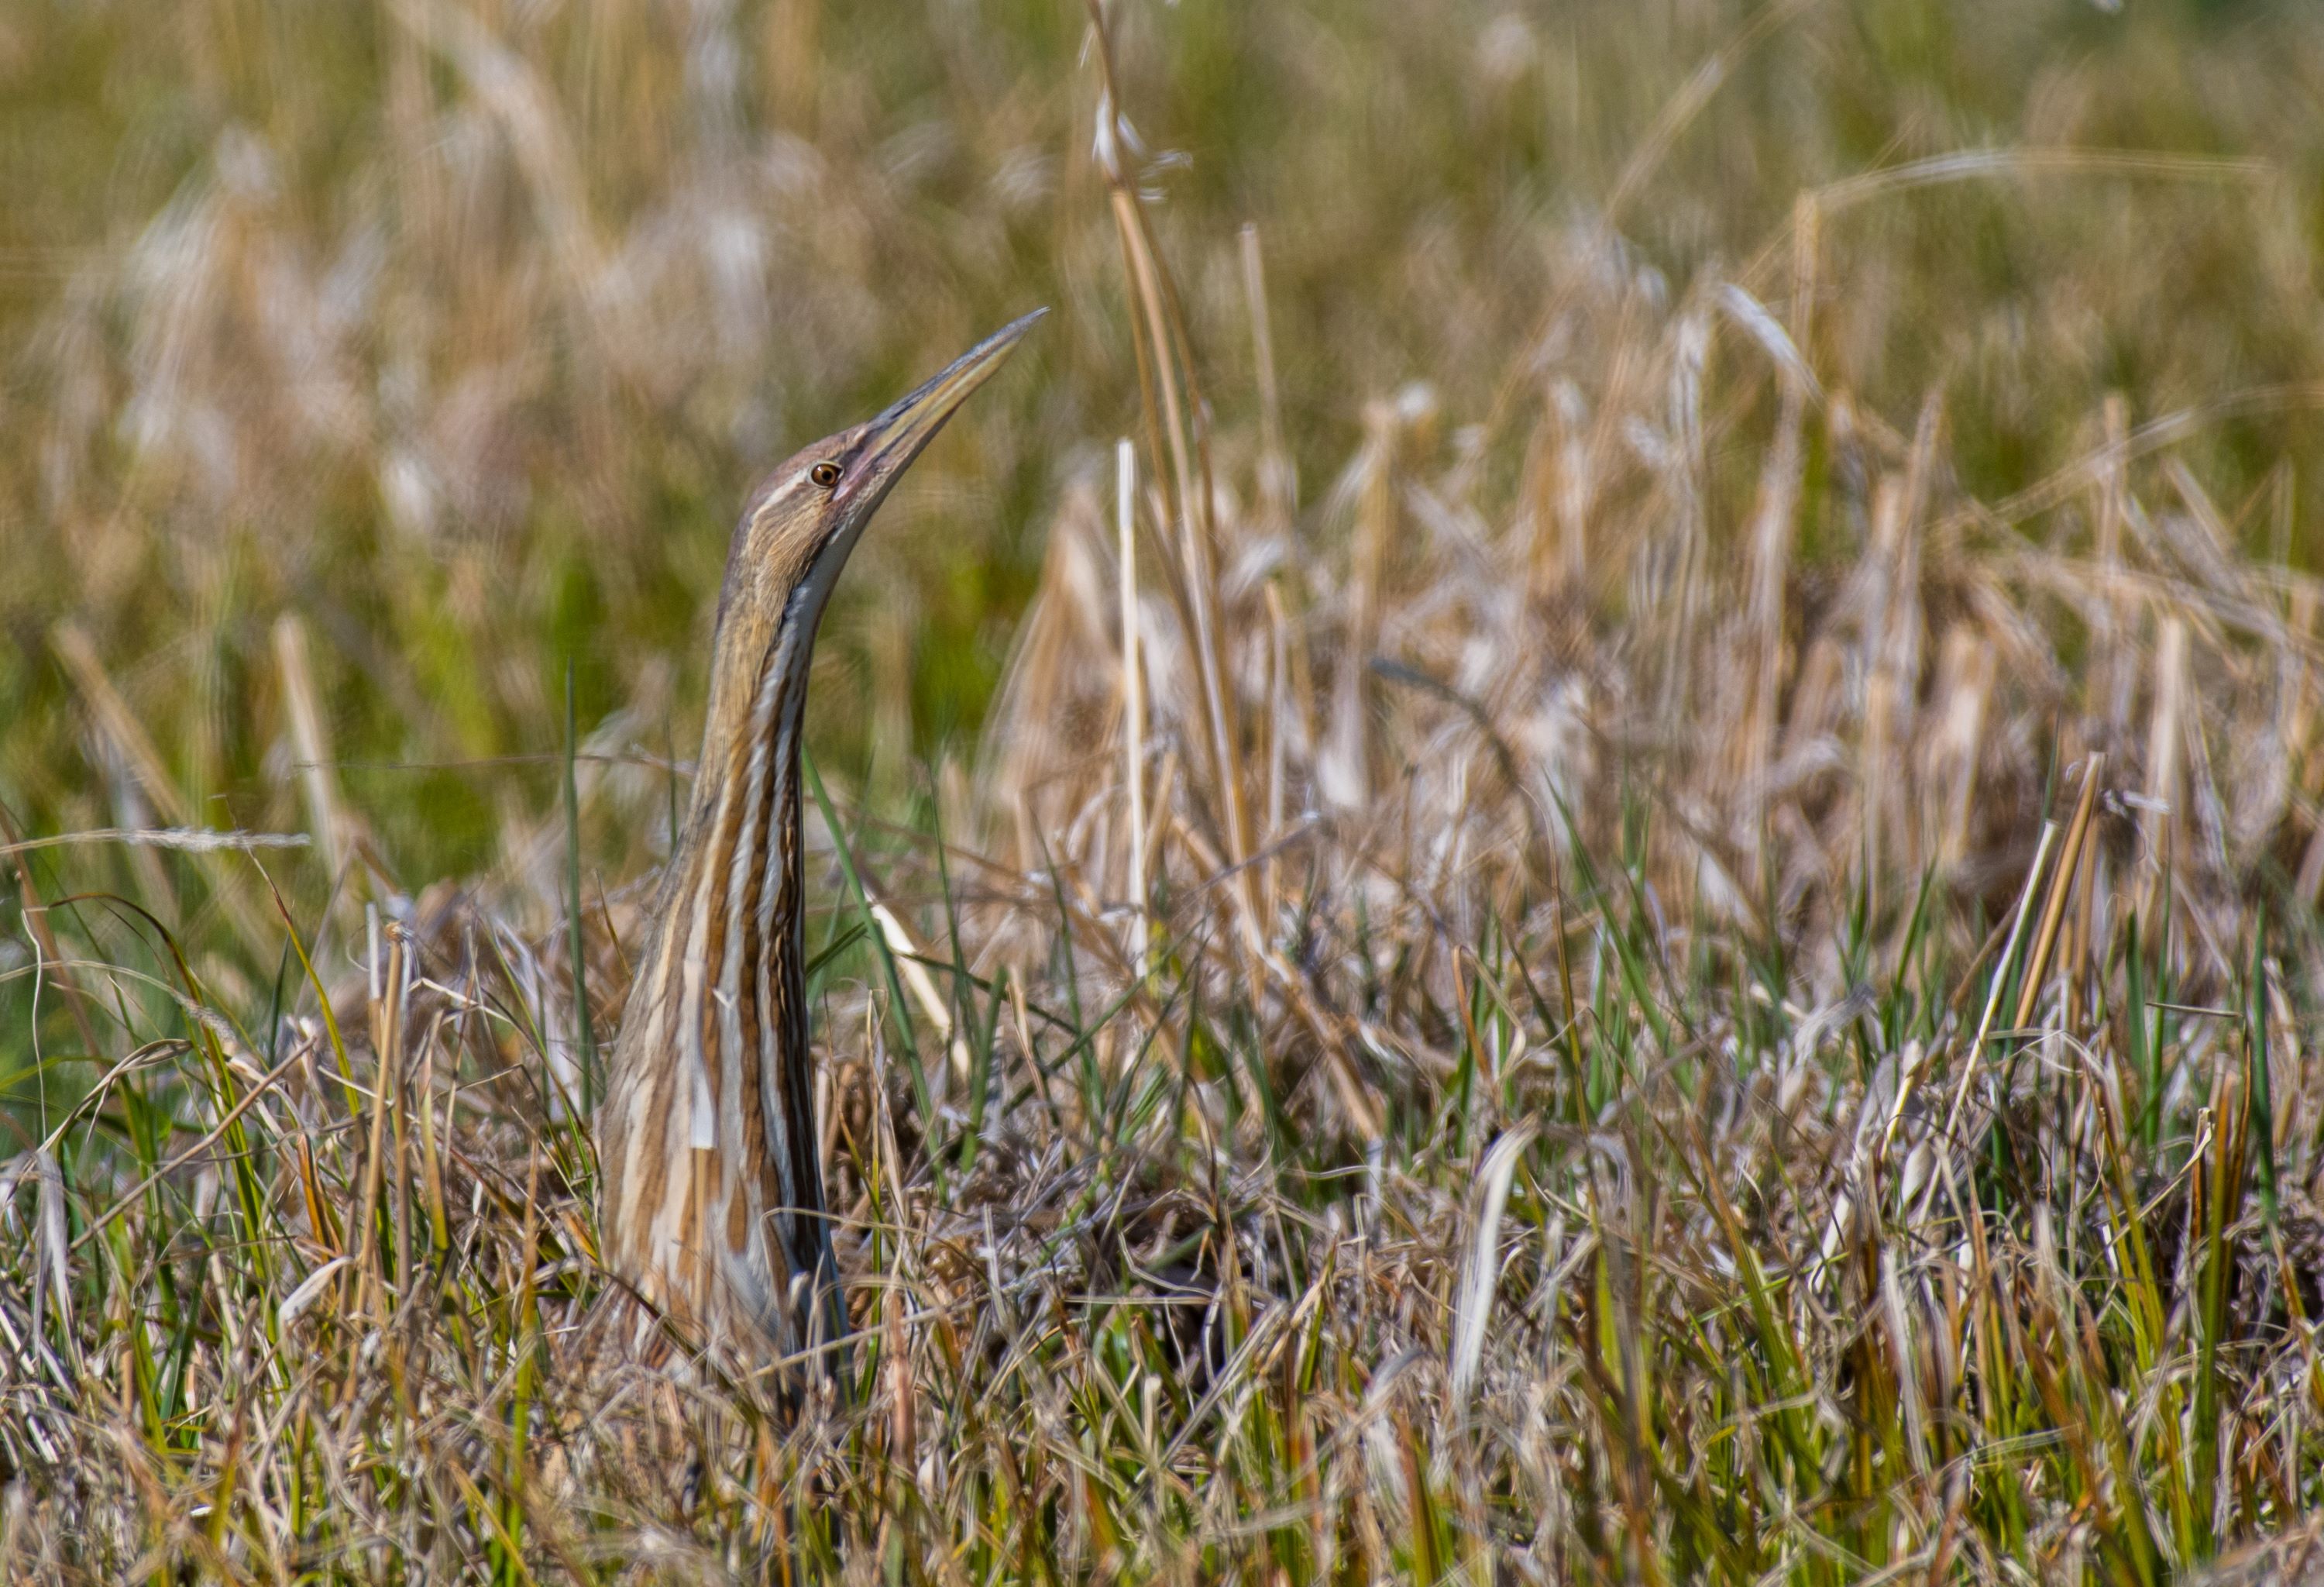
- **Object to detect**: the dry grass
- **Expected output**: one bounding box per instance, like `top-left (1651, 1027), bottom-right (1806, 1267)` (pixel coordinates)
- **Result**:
top-left (5, 0), bottom-right (2324, 1581)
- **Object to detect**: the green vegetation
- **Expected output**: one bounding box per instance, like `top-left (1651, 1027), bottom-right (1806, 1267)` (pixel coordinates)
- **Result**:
top-left (4, 0), bottom-right (2324, 1579)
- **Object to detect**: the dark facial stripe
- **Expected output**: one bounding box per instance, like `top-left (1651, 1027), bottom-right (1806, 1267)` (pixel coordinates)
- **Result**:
top-left (752, 618), bottom-right (820, 1262)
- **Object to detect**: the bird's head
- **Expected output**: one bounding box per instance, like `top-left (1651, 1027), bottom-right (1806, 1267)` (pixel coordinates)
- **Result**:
top-left (700, 308), bottom-right (1045, 750)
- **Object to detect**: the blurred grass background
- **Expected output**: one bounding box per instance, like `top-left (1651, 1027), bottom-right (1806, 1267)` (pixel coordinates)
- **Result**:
top-left (2, 0), bottom-right (2318, 907)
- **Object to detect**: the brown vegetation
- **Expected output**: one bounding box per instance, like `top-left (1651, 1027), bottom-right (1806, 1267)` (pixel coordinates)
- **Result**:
top-left (4, 0), bottom-right (2324, 1580)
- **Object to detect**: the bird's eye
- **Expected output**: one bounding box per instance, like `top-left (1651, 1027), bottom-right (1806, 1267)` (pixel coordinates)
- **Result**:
top-left (810, 460), bottom-right (842, 489)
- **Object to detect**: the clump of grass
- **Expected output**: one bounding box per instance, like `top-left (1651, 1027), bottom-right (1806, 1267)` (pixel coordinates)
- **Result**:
top-left (7, 1), bottom-right (2324, 1582)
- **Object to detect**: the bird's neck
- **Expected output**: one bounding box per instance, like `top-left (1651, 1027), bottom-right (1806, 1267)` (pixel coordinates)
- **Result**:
top-left (658, 608), bottom-right (826, 1216)
top-left (682, 580), bottom-right (831, 977)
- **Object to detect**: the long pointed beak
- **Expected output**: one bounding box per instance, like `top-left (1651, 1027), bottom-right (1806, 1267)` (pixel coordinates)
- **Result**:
top-left (836, 308), bottom-right (1047, 510)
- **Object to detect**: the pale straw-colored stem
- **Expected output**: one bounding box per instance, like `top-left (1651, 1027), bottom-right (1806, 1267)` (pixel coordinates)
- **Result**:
top-left (1239, 224), bottom-right (1294, 522)
top-left (274, 613), bottom-right (360, 914)
top-left (1939, 820), bottom-right (2061, 1143)
top-left (1263, 581), bottom-right (1290, 925)
top-left (2013, 753), bottom-right (2106, 1034)
top-left (1119, 438), bottom-right (1147, 982)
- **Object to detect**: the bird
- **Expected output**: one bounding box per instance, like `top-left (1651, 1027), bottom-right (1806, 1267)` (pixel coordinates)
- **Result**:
top-left (597, 310), bottom-right (1044, 1390)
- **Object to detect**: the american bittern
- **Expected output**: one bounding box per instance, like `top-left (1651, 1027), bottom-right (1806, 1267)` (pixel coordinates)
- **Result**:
top-left (599, 310), bottom-right (1043, 1382)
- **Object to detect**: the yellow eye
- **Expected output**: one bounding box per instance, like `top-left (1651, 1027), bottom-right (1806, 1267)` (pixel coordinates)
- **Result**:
top-left (810, 460), bottom-right (842, 488)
